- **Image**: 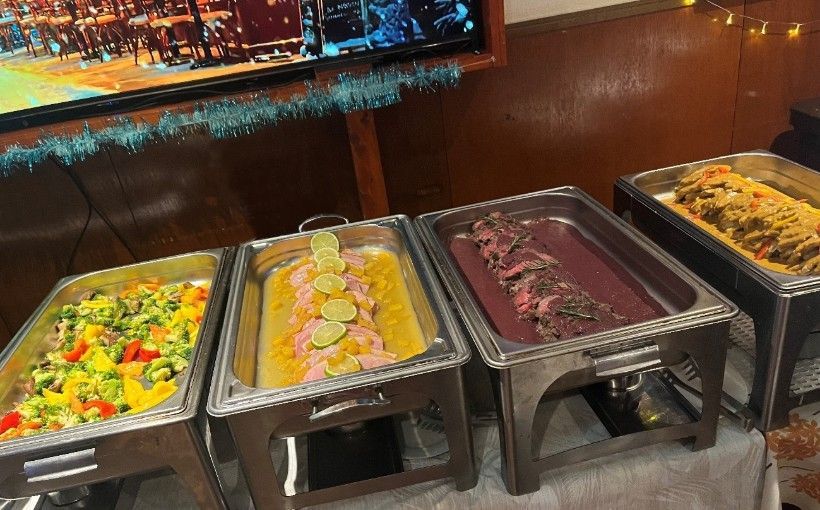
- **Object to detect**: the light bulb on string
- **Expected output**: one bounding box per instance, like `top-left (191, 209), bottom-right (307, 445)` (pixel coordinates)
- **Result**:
top-left (788, 23), bottom-right (801, 36)
top-left (726, 13), bottom-right (734, 26)
top-left (761, 22), bottom-right (768, 35)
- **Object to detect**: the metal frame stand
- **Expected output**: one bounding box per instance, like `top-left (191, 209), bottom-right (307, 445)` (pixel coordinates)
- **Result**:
top-left (0, 420), bottom-right (226, 509)
top-left (225, 368), bottom-right (476, 510)
top-left (489, 324), bottom-right (728, 496)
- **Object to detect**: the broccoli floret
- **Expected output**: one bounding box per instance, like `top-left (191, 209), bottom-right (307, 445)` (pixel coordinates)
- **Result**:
top-left (98, 379), bottom-right (122, 401)
top-left (18, 396), bottom-right (48, 421)
top-left (82, 407), bottom-right (102, 422)
top-left (149, 368), bottom-right (171, 382)
top-left (173, 343), bottom-right (193, 360)
top-left (73, 381), bottom-right (96, 400)
top-left (104, 342), bottom-right (125, 364)
top-left (168, 354), bottom-right (189, 374)
top-left (33, 370), bottom-right (56, 393)
top-left (113, 396), bottom-right (129, 413)
top-left (159, 343), bottom-right (174, 357)
top-left (59, 305), bottom-right (77, 319)
top-left (95, 369), bottom-right (119, 382)
top-left (144, 357), bottom-right (172, 383)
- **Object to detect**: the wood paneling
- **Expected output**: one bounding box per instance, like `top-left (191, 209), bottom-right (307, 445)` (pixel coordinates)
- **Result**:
top-left (375, 91), bottom-right (453, 216)
top-left (0, 115), bottom-right (360, 347)
top-left (440, 6), bottom-right (744, 209)
top-left (345, 110), bottom-right (390, 218)
top-left (731, 0), bottom-right (820, 152)
top-left (0, 314), bottom-right (10, 347)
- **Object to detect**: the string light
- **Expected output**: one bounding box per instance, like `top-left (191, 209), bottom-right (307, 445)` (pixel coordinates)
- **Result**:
top-left (698, 0), bottom-right (820, 37)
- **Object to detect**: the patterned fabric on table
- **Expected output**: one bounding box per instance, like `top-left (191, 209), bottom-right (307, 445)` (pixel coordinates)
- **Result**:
top-left (766, 402), bottom-right (820, 509)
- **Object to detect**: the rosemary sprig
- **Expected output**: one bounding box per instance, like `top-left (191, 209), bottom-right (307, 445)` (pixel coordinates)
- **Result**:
top-left (557, 306), bottom-right (599, 321)
top-left (508, 235), bottom-right (525, 252)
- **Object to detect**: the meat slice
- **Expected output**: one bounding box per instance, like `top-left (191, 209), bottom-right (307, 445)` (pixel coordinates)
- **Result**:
top-left (469, 212), bottom-right (630, 341)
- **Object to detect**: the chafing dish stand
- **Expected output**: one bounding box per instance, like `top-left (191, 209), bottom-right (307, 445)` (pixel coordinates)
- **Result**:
top-left (615, 151), bottom-right (820, 431)
top-left (0, 248), bottom-right (235, 509)
top-left (417, 187), bottom-right (737, 495)
top-left (208, 215), bottom-right (476, 510)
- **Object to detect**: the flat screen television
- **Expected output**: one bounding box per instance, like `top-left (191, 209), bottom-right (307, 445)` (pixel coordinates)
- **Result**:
top-left (0, 0), bottom-right (481, 132)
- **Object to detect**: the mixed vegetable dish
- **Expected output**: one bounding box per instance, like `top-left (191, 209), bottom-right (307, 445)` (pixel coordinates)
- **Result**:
top-left (0, 282), bottom-right (209, 442)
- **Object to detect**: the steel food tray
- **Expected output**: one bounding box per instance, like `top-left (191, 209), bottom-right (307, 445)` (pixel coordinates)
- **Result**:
top-left (209, 215), bottom-right (470, 415)
top-left (617, 150), bottom-right (820, 292)
top-left (0, 248), bottom-right (234, 505)
top-left (207, 215), bottom-right (476, 509)
top-left (415, 186), bottom-right (737, 369)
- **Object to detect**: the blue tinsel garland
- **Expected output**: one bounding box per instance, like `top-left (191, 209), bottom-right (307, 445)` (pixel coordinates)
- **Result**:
top-left (0, 63), bottom-right (462, 175)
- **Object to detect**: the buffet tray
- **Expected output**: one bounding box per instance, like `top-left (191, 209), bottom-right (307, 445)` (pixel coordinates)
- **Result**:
top-left (0, 248), bottom-right (234, 498)
top-left (208, 215), bottom-right (471, 416)
top-left (616, 151), bottom-right (820, 293)
top-left (415, 186), bottom-right (737, 368)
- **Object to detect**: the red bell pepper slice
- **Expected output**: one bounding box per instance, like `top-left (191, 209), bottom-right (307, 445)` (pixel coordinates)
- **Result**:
top-left (755, 240), bottom-right (773, 260)
top-left (82, 400), bottom-right (117, 419)
top-left (138, 348), bottom-right (161, 362)
top-left (122, 340), bottom-right (142, 363)
top-left (62, 339), bottom-right (89, 362)
top-left (0, 411), bottom-right (21, 434)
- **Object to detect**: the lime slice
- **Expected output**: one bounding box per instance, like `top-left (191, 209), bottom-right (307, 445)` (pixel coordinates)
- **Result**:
top-left (314, 273), bottom-right (347, 294)
top-left (324, 353), bottom-right (362, 377)
top-left (311, 321), bottom-right (347, 349)
top-left (317, 256), bottom-right (346, 273)
top-left (321, 298), bottom-right (357, 322)
top-left (310, 232), bottom-right (339, 253)
top-left (314, 247), bottom-right (339, 263)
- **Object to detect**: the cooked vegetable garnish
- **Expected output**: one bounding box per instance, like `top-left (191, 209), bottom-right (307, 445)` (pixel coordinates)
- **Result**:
top-left (0, 282), bottom-right (209, 442)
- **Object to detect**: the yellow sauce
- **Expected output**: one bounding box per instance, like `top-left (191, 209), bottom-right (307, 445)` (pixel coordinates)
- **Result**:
top-left (256, 248), bottom-right (427, 388)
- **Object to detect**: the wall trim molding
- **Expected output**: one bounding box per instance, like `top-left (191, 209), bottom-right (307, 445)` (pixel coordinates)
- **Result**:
top-left (505, 0), bottom-right (746, 37)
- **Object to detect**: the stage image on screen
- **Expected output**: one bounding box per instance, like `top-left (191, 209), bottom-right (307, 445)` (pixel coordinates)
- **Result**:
top-left (0, 0), bottom-right (476, 119)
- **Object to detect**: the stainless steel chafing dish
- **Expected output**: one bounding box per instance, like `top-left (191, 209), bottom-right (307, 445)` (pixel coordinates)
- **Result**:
top-left (207, 215), bottom-right (475, 509)
top-left (615, 151), bottom-right (820, 430)
top-left (416, 186), bottom-right (737, 496)
top-left (0, 248), bottom-right (235, 508)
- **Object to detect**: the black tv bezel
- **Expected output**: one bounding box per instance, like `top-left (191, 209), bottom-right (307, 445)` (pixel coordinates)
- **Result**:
top-left (0, 9), bottom-right (483, 134)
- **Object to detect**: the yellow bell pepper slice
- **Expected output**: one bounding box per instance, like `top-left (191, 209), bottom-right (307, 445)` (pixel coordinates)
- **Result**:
top-left (123, 378), bottom-right (177, 414)
top-left (82, 324), bottom-right (105, 342)
top-left (62, 377), bottom-right (94, 398)
top-left (116, 361), bottom-right (146, 378)
top-left (92, 350), bottom-right (116, 372)
top-left (43, 388), bottom-right (69, 405)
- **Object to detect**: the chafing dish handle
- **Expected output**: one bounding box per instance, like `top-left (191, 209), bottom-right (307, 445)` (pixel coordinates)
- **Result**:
top-left (298, 214), bottom-right (349, 233)
top-left (23, 448), bottom-right (97, 483)
top-left (591, 344), bottom-right (662, 377)
top-left (309, 390), bottom-right (391, 422)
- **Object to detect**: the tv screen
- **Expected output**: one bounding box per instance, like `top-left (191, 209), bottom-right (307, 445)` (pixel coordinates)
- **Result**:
top-left (0, 0), bottom-right (480, 131)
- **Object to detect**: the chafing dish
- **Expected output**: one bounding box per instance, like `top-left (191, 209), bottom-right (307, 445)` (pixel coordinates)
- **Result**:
top-left (615, 151), bottom-right (820, 430)
top-left (416, 186), bottom-right (737, 496)
top-left (0, 248), bottom-right (235, 508)
top-left (207, 215), bottom-right (475, 509)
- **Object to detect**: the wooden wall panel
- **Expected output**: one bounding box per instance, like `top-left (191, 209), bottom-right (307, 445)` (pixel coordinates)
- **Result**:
top-left (0, 115), bottom-right (360, 346)
top-left (731, 0), bottom-right (820, 152)
top-left (0, 314), bottom-right (10, 347)
top-left (375, 91), bottom-right (453, 216)
top-left (440, 6), bottom-right (744, 208)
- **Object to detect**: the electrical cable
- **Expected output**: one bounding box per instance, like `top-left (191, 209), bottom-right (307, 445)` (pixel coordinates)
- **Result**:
top-left (49, 155), bottom-right (138, 264)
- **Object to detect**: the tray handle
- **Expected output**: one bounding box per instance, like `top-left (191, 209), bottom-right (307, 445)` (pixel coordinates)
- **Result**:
top-left (24, 448), bottom-right (97, 483)
top-left (591, 344), bottom-right (661, 378)
top-left (298, 214), bottom-right (349, 233)
top-left (309, 389), bottom-right (391, 422)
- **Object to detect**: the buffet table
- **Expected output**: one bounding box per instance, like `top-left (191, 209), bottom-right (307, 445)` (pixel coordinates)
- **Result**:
top-left (129, 395), bottom-right (768, 510)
